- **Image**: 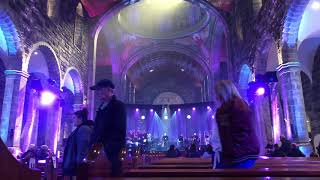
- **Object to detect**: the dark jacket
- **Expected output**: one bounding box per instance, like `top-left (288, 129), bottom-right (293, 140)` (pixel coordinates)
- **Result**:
top-left (91, 96), bottom-right (126, 146)
top-left (216, 96), bottom-right (259, 165)
top-left (63, 120), bottom-right (94, 176)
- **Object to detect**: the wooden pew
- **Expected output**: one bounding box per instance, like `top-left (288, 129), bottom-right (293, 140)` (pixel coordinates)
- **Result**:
top-left (0, 138), bottom-right (41, 180)
top-left (125, 157), bottom-right (320, 177)
top-left (125, 168), bottom-right (320, 177)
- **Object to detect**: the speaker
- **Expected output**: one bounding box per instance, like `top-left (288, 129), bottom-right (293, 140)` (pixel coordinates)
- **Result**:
top-left (265, 71), bottom-right (278, 83)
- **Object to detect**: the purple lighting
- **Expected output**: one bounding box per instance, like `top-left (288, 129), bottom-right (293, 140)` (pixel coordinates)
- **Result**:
top-left (150, 109), bottom-right (154, 112)
top-left (141, 115), bottom-right (145, 120)
top-left (136, 108), bottom-right (139, 112)
top-left (207, 106), bottom-right (211, 110)
top-left (178, 108), bottom-right (181, 112)
top-left (192, 107), bottom-right (195, 111)
top-left (40, 91), bottom-right (56, 106)
top-left (256, 87), bottom-right (265, 96)
top-left (187, 115), bottom-right (191, 119)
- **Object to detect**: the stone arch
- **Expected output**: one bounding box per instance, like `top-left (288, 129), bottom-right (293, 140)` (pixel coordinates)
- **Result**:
top-left (254, 36), bottom-right (280, 74)
top-left (280, 0), bottom-right (311, 69)
top-left (0, 9), bottom-right (20, 56)
top-left (25, 42), bottom-right (61, 87)
top-left (60, 67), bottom-right (84, 143)
top-left (120, 44), bottom-right (212, 82)
top-left (310, 46), bottom-right (320, 138)
top-left (21, 42), bottom-right (62, 152)
top-left (62, 67), bottom-right (84, 104)
top-left (87, 0), bottom-right (231, 117)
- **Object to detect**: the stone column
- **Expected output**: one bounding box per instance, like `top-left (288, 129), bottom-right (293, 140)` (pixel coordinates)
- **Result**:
top-left (0, 70), bottom-right (29, 148)
top-left (277, 62), bottom-right (311, 150)
top-left (45, 101), bottom-right (62, 154)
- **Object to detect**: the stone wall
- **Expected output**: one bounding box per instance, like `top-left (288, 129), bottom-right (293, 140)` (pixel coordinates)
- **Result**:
top-left (0, 58), bottom-right (5, 121)
top-left (232, 0), bottom-right (289, 74)
top-left (5, 0), bottom-right (89, 91)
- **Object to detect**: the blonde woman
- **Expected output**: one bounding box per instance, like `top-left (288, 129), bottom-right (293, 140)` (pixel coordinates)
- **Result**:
top-left (214, 80), bottom-right (259, 168)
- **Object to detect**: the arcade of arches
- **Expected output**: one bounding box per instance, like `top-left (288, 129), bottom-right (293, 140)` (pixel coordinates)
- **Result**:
top-left (0, 0), bottom-right (320, 158)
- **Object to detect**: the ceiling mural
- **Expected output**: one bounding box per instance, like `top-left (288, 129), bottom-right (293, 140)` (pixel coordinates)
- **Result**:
top-left (95, 0), bottom-right (230, 103)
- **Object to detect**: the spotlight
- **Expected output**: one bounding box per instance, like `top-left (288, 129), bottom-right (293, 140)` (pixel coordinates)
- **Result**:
top-left (207, 106), bottom-right (211, 110)
top-left (164, 115), bottom-right (168, 120)
top-left (211, 115), bottom-right (215, 119)
top-left (178, 108), bottom-right (181, 112)
top-left (40, 91), bottom-right (56, 106)
top-left (312, 1), bottom-right (320, 10)
top-left (33, 51), bottom-right (38, 55)
top-left (136, 108), bottom-right (139, 112)
top-left (181, 69), bottom-right (185, 72)
top-left (150, 109), bottom-right (154, 112)
top-left (187, 115), bottom-right (191, 119)
top-left (141, 115), bottom-right (145, 120)
top-left (192, 107), bottom-right (195, 111)
top-left (256, 87), bottom-right (265, 96)
top-left (149, 69), bottom-right (154, 72)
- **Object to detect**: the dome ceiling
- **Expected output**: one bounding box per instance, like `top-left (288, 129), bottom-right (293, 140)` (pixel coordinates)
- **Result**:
top-left (117, 0), bottom-right (210, 39)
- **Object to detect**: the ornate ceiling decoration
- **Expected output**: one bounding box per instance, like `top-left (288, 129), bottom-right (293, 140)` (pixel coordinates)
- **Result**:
top-left (117, 0), bottom-right (210, 39)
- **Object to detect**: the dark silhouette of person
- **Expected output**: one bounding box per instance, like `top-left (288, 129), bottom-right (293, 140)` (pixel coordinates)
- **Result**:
top-left (279, 135), bottom-right (291, 155)
top-left (287, 144), bottom-right (305, 157)
top-left (63, 109), bottom-right (94, 177)
top-left (166, 145), bottom-right (180, 158)
top-left (90, 79), bottom-right (127, 177)
top-left (187, 144), bottom-right (201, 158)
top-left (271, 144), bottom-right (286, 157)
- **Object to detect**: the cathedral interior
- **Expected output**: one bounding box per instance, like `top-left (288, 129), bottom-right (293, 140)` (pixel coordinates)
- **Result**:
top-left (1, 0), bottom-right (320, 178)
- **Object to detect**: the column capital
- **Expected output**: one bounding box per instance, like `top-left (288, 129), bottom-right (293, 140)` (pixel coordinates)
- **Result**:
top-left (276, 62), bottom-right (301, 77)
top-left (4, 70), bottom-right (30, 78)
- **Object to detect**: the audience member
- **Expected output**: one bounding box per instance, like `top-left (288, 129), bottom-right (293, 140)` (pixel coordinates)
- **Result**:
top-left (287, 144), bottom-right (305, 157)
top-left (279, 135), bottom-right (291, 156)
top-left (63, 109), bottom-right (94, 178)
top-left (186, 144), bottom-right (201, 158)
top-left (37, 145), bottom-right (50, 160)
top-left (166, 145), bottom-right (180, 158)
top-left (271, 144), bottom-right (286, 157)
top-left (20, 144), bottom-right (36, 163)
top-left (214, 80), bottom-right (259, 168)
top-left (310, 151), bottom-right (319, 157)
top-left (202, 144), bottom-right (213, 158)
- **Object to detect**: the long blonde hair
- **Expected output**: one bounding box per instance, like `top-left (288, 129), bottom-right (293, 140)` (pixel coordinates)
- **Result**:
top-left (214, 80), bottom-right (242, 104)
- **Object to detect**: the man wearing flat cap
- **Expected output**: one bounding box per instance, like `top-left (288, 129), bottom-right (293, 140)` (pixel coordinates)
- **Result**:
top-left (90, 79), bottom-right (126, 177)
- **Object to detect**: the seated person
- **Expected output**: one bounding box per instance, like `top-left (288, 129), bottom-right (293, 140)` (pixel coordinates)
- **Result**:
top-left (20, 144), bottom-right (37, 163)
top-left (287, 143), bottom-right (305, 157)
top-left (310, 151), bottom-right (319, 157)
top-left (166, 145), bottom-right (180, 158)
top-left (271, 144), bottom-right (286, 157)
top-left (186, 144), bottom-right (201, 158)
top-left (37, 145), bottom-right (50, 160)
top-left (202, 144), bottom-right (213, 158)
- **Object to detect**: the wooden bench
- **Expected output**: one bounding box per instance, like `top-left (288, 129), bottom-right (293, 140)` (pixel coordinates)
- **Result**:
top-left (124, 157), bottom-right (320, 177)
top-left (125, 168), bottom-right (320, 177)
